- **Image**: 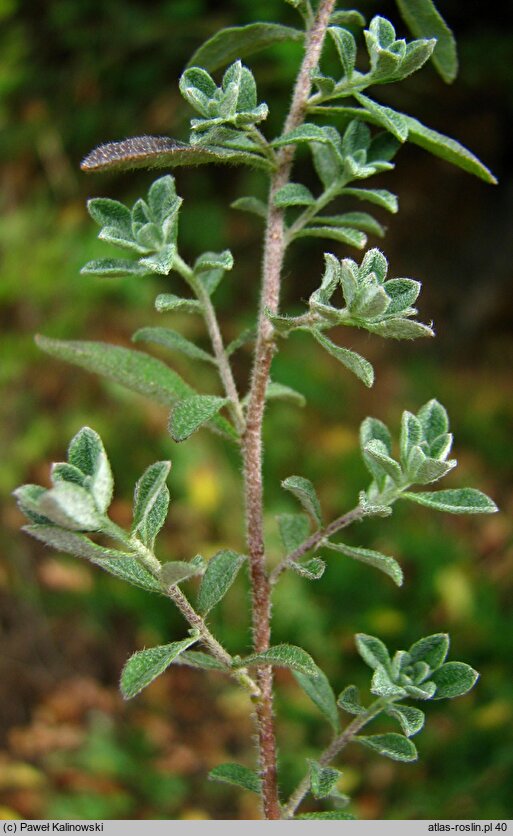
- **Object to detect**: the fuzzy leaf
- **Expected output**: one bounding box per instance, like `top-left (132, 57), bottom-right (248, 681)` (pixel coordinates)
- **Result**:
top-left (169, 395), bottom-right (230, 442)
top-left (342, 187), bottom-right (398, 213)
top-left (329, 26), bottom-right (357, 78)
top-left (132, 461), bottom-right (170, 547)
top-left (197, 550), bottom-right (246, 615)
top-left (312, 330), bottom-right (374, 388)
top-left (186, 23), bottom-right (303, 72)
top-left (366, 318), bottom-right (434, 340)
top-left (337, 684), bottom-right (364, 715)
top-left (408, 633), bottom-right (449, 670)
top-left (417, 398), bottom-right (449, 442)
top-left (37, 483), bottom-right (104, 531)
top-left (89, 553), bottom-right (162, 593)
top-left (289, 557), bottom-right (326, 580)
top-left (282, 475), bottom-right (322, 526)
top-left (67, 427), bottom-right (113, 513)
top-left (400, 411), bottom-right (423, 465)
top-left (159, 560), bottom-right (203, 587)
top-left (309, 760), bottom-right (342, 799)
top-left (175, 651), bottom-right (227, 671)
top-left (316, 212), bottom-right (385, 237)
top-left (295, 225), bottom-right (367, 249)
top-left (81, 258), bottom-right (150, 277)
top-left (14, 485), bottom-right (54, 525)
top-left (273, 123), bottom-right (332, 147)
top-left (208, 763), bottom-right (261, 794)
top-left (139, 244), bottom-right (177, 276)
top-left (133, 327), bottom-right (215, 365)
top-left (231, 196), bottom-right (268, 218)
top-left (325, 541), bottom-right (403, 586)
top-left (371, 665), bottom-right (407, 698)
top-left (242, 644), bottom-right (318, 677)
top-left (273, 182), bottom-right (315, 208)
top-left (355, 93), bottom-right (409, 142)
top-left (430, 662), bottom-right (479, 699)
top-left (386, 703), bottom-right (425, 737)
top-left (277, 513), bottom-right (310, 553)
top-left (154, 294), bottom-right (202, 314)
top-left (81, 136), bottom-right (271, 173)
top-left (22, 524), bottom-right (128, 562)
top-left (120, 637), bottom-right (198, 699)
top-left (401, 488), bottom-right (498, 514)
top-left (396, 0), bottom-right (458, 83)
top-left (364, 440), bottom-right (403, 483)
top-left (404, 116), bottom-right (497, 184)
top-left (355, 633), bottom-right (391, 671)
top-left (195, 249), bottom-right (234, 273)
top-left (294, 666), bottom-right (340, 732)
top-left (355, 733), bottom-right (418, 762)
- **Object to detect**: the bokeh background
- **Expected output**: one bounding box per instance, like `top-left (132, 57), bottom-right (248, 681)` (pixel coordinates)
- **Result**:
top-left (1, 0), bottom-right (512, 821)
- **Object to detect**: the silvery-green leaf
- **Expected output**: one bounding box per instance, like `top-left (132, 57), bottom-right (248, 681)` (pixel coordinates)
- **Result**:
top-left (132, 461), bottom-right (171, 547)
top-left (408, 633), bottom-right (449, 670)
top-left (430, 662), bottom-right (479, 699)
top-left (51, 463), bottom-right (87, 488)
top-left (197, 550), bottom-right (246, 615)
top-left (360, 416), bottom-right (392, 453)
top-left (342, 187), bottom-right (398, 213)
top-left (169, 395), bottom-right (230, 442)
top-left (329, 26), bottom-right (357, 78)
top-left (414, 456), bottom-right (456, 484)
top-left (273, 183), bottom-right (315, 208)
top-left (159, 560), bottom-right (203, 587)
top-left (364, 440), bottom-right (403, 484)
top-left (354, 93), bottom-right (409, 142)
top-left (367, 318), bottom-right (434, 340)
top-left (289, 557), bottom-right (326, 580)
top-left (282, 475), bottom-right (322, 526)
top-left (81, 259), bottom-right (150, 278)
top-left (429, 432), bottom-right (453, 461)
top-left (273, 123), bottom-right (333, 148)
top-left (87, 198), bottom-right (133, 237)
top-left (403, 116), bottom-right (497, 184)
top-left (132, 327), bottom-right (215, 365)
top-left (395, 0), bottom-right (458, 83)
top-left (208, 763), bottom-right (261, 794)
top-left (22, 524), bottom-right (130, 563)
top-left (154, 294), bottom-right (202, 314)
top-left (371, 664), bottom-right (407, 698)
top-left (277, 512), bottom-right (310, 553)
top-left (308, 760), bottom-right (342, 799)
top-left (358, 491), bottom-right (393, 518)
top-left (383, 278), bottom-right (421, 314)
top-left (175, 650), bottom-right (227, 671)
top-left (400, 411), bottom-right (423, 466)
top-left (68, 427), bottom-right (113, 513)
top-left (314, 212), bottom-right (385, 238)
top-left (264, 308), bottom-right (304, 336)
top-left (120, 637), bottom-right (198, 699)
top-left (352, 283), bottom-right (390, 319)
top-left (14, 485), bottom-right (53, 525)
top-left (355, 633), bottom-right (391, 671)
top-left (359, 248), bottom-right (388, 281)
top-left (186, 23), bottom-right (303, 73)
top-left (140, 244), bottom-right (176, 275)
top-left (294, 665), bottom-right (340, 732)
top-left (230, 196), bottom-right (268, 218)
top-left (147, 175), bottom-right (179, 225)
top-left (325, 541), bottom-right (403, 586)
top-left (417, 398), bottom-right (449, 442)
top-left (194, 249), bottom-right (234, 272)
top-left (312, 330), bottom-right (374, 388)
top-left (403, 682), bottom-right (437, 700)
top-left (337, 684), bottom-right (364, 715)
top-left (241, 644), bottom-right (318, 676)
top-left (295, 225), bottom-right (367, 249)
top-left (310, 142), bottom-right (343, 189)
top-left (330, 10), bottom-right (366, 27)
top-left (265, 381), bottom-right (306, 407)
top-left (37, 482), bottom-right (104, 531)
top-left (385, 704), bottom-right (425, 737)
top-left (355, 732), bottom-right (418, 762)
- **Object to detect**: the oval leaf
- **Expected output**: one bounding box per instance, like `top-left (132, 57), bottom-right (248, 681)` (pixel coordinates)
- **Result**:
top-left (401, 488), bottom-right (498, 514)
top-left (187, 23), bottom-right (303, 72)
top-left (312, 330), bottom-right (374, 388)
top-left (294, 666), bottom-right (341, 732)
top-left (241, 644), bottom-right (318, 677)
top-left (324, 541), bottom-right (403, 586)
top-left (396, 0), bottom-right (458, 83)
top-left (281, 475), bottom-right (322, 526)
top-left (169, 395), bottom-right (230, 442)
top-left (197, 550), bottom-right (246, 615)
top-left (430, 661), bottom-right (479, 700)
top-left (120, 637), bottom-right (198, 699)
top-left (208, 763), bottom-right (261, 794)
top-left (355, 732), bottom-right (418, 762)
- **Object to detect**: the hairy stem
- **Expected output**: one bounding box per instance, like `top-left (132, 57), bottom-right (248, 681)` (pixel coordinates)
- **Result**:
top-left (283, 698), bottom-right (387, 818)
top-left (242, 0), bottom-right (337, 820)
top-left (270, 505), bottom-right (366, 584)
top-left (174, 254), bottom-right (245, 434)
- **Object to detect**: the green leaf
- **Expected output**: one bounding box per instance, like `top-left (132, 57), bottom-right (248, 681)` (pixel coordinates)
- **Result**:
top-left (312, 330), bottom-right (374, 388)
top-left (355, 633), bottom-right (391, 671)
top-left (273, 123), bottom-right (332, 147)
top-left (242, 644), bottom-right (318, 677)
top-left (277, 513), bottom-right (310, 553)
top-left (22, 524), bottom-right (130, 563)
top-left (51, 462), bottom-right (85, 489)
top-left (37, 482), bottom-right (104, 531)
top-left (158, 560), bottom-right (203, 587)
top-left (385, 704), bottom-right (425, 737)
top-left (289, 557), bottom-right (326, 580)
top-left (330, 10), bottom-right (366, 27)
top-left (401, 488), bottom-right (498, 514)
top-left (273, 183), bottom-right (315, 208)
top-left (226, 327), bottom-right (256, 356)
top-left (231, 196), bottom-right (268, 218)
top-left (186, 23), bottom-right (303, 72)
top-left (14, 485), bottom-right (54, 525)
top-left (295, 225), bottom-right (367, 249)
top-left (195, 249), bottom-right (234, 273)
top-left (384, 278), bottom-right (421, 314)
top-left (265, 381), bottom-right (306, 407)
top-left (174, 650), bottom-right (227, 671)
top-left (355, 733), bottom-right (418, 762)
top-left (364, 440), bottom-right (403, 483)
top-left (325, 541), bottom-right (403, 586)
top-left (354, 93), bottom-right (409, 142)
top-left (154, 294), bottom-right (202, 314)
top-left (337, 684), bottom-right (364, 715)
top-left (282, 475), bottom-right (322, 526)
top-left (342, 187), bottom-right (398, 213)
top-left (197, 550), bottom-right (246, 615)
top-left (416, 398), bottom-right (448, 442)
top-left (169, 395), bottom-right (230, 442)
top-left (139, 244), bottom-right (177, 276)
top-left (329, 26), bottom-right (357, 79)
top-left (81, 258), bottom-right (150, 278)
top-left (309, 760), bottom-right (342, 799)
top-left (294, 666), bottom-right (341, 732)
top-left (315, 212), bottom-right (385, 237)
top-left (366, 318), bottom-right (434, 340)
top-left (132, 461), bottom-right (171, 547)
top-left (408, 633), bottom-right (449, 670)
top-left (89, 553), bottom-right (162, 593)
top-left (404, 116), bottom-right (497, 184)
top-left (430, 662), bottom-right (479, 699)
top-left (295, 812), bottom-right (356, 820)
top-left (67, 427), bottom-right (113, 513)
top-left (400, 411), bottom-right (423, 465)
top-left (88, 198), bottom-right (133, 238)
top-left (120, 637), bottom-right (198, 699)
top-left (396, 0), bottom-right (458, 83)
top-left (371, 665), bottom-right (407, 698)
top-left (208, 763), bottom-right (261, 794)
top-left (81, 136), bottom-right (272, 174)
top-left (133, 327), bottom-right (215, 365)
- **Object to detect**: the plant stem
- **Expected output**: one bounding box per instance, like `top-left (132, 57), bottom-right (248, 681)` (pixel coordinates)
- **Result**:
top-left (242, 0), bottom-right (337, 820)
top-left (173, 254), bottom-right (245, 434)
top-left (282, 698), bottom-right (387, 818)
top-left (270, 505), bottom-right (366, 584)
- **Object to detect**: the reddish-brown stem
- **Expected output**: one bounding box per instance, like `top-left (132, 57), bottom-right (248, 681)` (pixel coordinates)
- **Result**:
top-left (242, 0), bottom-right (337, 820)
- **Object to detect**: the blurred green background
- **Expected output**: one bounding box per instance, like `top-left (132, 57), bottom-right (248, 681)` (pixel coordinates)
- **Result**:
top-left (1, 0), bottom-right (512, 821)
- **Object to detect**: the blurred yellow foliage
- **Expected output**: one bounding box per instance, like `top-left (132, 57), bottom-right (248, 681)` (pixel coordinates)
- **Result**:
top-left (435, 566), bottom-right (474, 621)
top-left (185, 465), bottom-right (221, 513)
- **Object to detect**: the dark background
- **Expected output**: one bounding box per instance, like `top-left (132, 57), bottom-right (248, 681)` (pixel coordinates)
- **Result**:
top-left (1, 0), bottom-right (512, 820)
